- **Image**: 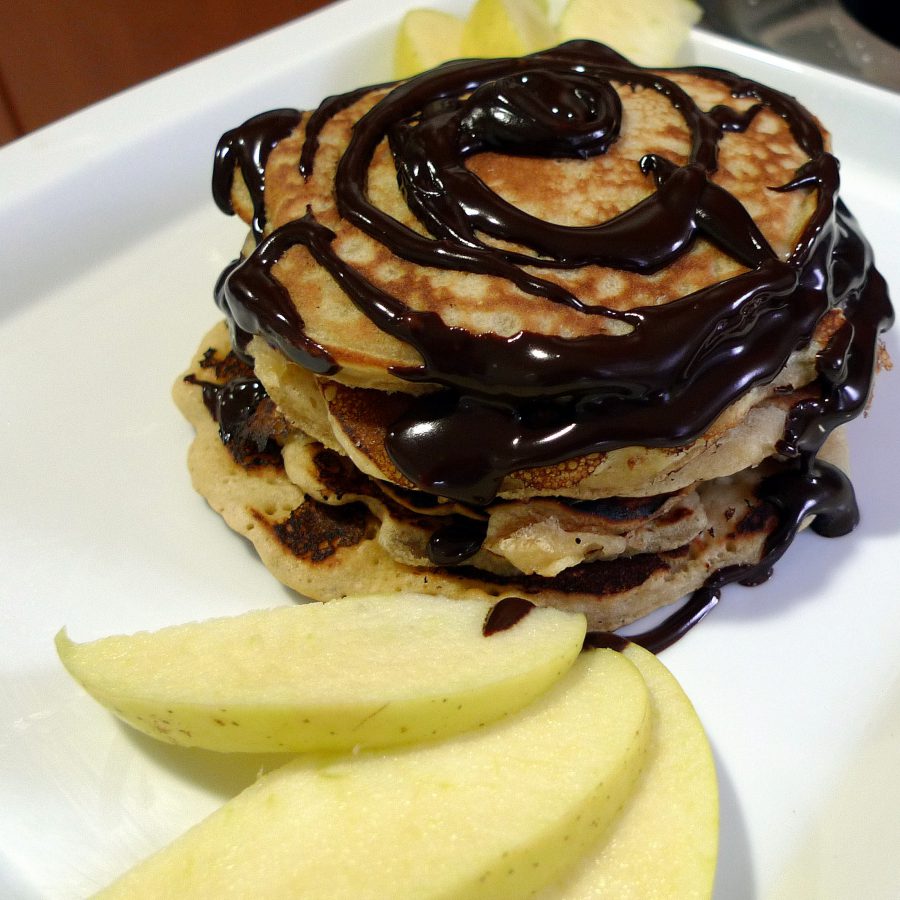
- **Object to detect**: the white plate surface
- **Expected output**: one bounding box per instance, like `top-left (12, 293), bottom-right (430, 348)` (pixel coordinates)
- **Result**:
top-left (1, 3), bottom-right (898, 897)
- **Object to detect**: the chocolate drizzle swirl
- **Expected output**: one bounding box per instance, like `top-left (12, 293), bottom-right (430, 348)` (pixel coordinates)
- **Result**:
top-left (210, 40), bottom-right (893, 648)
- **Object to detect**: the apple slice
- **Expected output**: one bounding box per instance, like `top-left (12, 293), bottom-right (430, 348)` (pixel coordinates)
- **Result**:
top-left (460, 0), bottom-right (556, 58)
top-left (394, 8), bottom-right (465, 79)
top-left (536, 641), bottom-right (719, 898)
top-left (535, 0), bottom-right (569, 24)
top-left (557, 0), bottom-right (702, 66)
top-left (55, 594), bottom-right (586, 753)
top-left (96, 648), bottom-right (650, 899)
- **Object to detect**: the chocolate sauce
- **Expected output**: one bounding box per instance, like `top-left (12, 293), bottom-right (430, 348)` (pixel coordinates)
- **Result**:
top-left (583, 631), bottom-right (631, 652)
top-left (215, 224), bottom-right (338, 375)
top-left (427, 518), bottom-right (489, 566)
top-left (621, 450), bottom-right (864, 653)
top-left (212, 109), bottom-right (300, 240)
top-left (570, 494), bottom-right (671, 521)
top-left (624, 589), bottom-right (720, 654)
top-left (209, 41), bottom-right (893, 649)
top-left (185, 374), bottom-right (282, 468)
top-left (483, 597), bottom-right (535, 636)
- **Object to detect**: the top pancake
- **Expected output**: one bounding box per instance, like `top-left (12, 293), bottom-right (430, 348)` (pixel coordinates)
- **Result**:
top-left (223, 56), bottom-right (822, 391)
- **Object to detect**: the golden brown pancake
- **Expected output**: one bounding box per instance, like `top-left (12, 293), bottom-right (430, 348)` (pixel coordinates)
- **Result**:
top-left (171, 327), bottom-right (774, 630)
top-left (181, 41), bottom-right (892, 643)
top-left (226, 70), bottom-right (818, 388)
top-left (248, 329), bottom-right (836, 500)
top-left (175, 322), bottom-right (851, 632)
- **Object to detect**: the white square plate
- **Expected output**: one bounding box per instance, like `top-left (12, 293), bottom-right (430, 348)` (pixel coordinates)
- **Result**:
top-left (1, 2), bottom-right (898, 896)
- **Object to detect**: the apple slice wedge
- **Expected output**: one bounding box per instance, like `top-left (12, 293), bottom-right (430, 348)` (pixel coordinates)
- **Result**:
top-left (96, 648), bottom-right (650, 899)
top-left (536, 641), bottom-right (719, 898)
top-left (394, 8), bottom-right (465, 79)
top-left (55, 594), bottom-right (586, 753)
top-left (460, 0), bottom-right (556, 58)
top-left (557, 0), bottom-right (702, 66)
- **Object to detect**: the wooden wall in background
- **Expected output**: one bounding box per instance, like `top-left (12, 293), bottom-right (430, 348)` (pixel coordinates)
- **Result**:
top-left (0, 0), bottom-right (334, 145)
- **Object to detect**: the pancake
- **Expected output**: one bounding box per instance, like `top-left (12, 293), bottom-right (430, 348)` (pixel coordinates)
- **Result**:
top-left (223, 62), bottom-right (817, 387)
top-left (172, 325), bottom-right (783, 630)
top-left (249, 329), bottom-right (833, 499)
top-left (182, 41), bottom-right (892, 646)
top-left (176, 320), bottom-right (856, 636)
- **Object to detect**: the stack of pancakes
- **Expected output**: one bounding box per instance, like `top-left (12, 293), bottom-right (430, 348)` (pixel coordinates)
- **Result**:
top-left (174, 41), bottom-right (891, 640)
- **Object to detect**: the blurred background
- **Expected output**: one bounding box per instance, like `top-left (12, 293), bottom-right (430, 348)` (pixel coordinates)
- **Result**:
top-left (0, 0), bottom-right (332, 145)
top-left (1, 0), bottom-right (897, 147)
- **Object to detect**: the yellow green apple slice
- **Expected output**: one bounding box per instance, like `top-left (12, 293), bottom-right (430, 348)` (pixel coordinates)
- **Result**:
top-left (56, 593), bottom-right (586, 753)
top-left (557, 0), bottom-right (702, 66)
top-left (460, 0), bottom-right (556, 58)
top-left (394, 8), bottom-right (465, 78)
top-left (96, 647), bottom-right (650, 899)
